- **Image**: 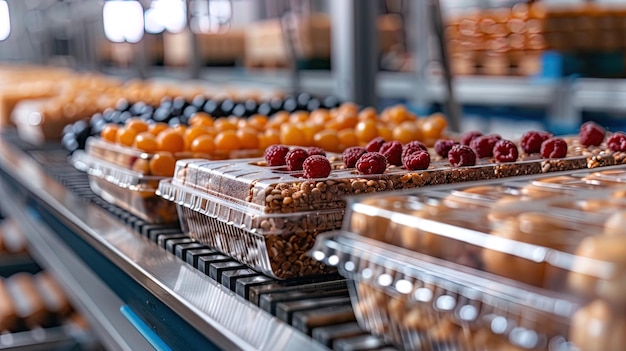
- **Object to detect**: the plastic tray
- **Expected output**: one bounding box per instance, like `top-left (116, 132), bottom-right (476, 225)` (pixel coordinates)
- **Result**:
top-left (157, 179), bottom-right (339, 279)
top-left (311, 167), bottom-right (626, 351)
top-left (171, 151), bottom-right (593, 215)
top-left (86, 137), bottom-right (262, 176)
top-left (72, 151), bottom-right (178, 224)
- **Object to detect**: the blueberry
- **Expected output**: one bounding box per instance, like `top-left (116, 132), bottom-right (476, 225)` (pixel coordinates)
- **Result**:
top-left (203, 100), bottom-right (218, 115)
top-left (257, 102), bottom-right (272, 116)
top-left (232, 103), bottom-right (246, 117)
top-left (183, 105), bottom-right (198, 118)
top-left (116, 98), bottom-right (130, 112)
top-left (282, 97), bottom-right (298, 112)
top-left (306, 98), bottom-right (321, 111)
top-left (192, 95), bottom-right (206, 108)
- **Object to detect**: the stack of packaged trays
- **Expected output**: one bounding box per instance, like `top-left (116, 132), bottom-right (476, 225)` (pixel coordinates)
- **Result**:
top-left (156, 146), bottom-right (607, 280)
top-left (311, 167), bottom-right (626, 351)
top-left (72, 138), bottom-right (181, 224)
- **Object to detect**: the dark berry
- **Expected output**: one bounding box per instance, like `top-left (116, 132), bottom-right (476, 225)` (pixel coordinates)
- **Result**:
top-left (356, 152), bottom-right (388, 175)
top-left (607, 132), bottom-right (626, 152)
top-left (470, 134), bottom-right (500, 158)
top-left (434, 139), bottom-right (457, 158)
top-left (285, 148), bottom-right (309, 171)
top-left (306, 147), bottom-right (326, 157)
top-left (379, 141), bottom-right (403, 166)
top-left (448, 145), bottom-right (477, 167)
top-left (402, 141), bottom-right (428, 164)
top-left (365, 137), bottom-right (386, 152)
top-left (460, 131), bottom-right (483, 146)
top-left (404, 151), bottom-right (431, 170)
top-left (493, 140), bottom-right (519, 163)
top-left (540, 137), bottom-right (568, 158)
top-left (580, 121), bottom-right (606, 146)
top-left (303, 155), bottom-right (331, 179)
top-left (520, 130), bottom-right (553, 154)
top-left (342, 147), bottom-right (367, 168)
top-left (264, 144), bottom-right (290, 166)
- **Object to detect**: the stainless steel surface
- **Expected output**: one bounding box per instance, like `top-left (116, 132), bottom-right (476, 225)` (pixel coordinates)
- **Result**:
top-left (0, 178), bottom-right (154, 351)
top-left (430, 0), bottom-right (460, 132)
top-left (330, 0), bottom-right (378, 106)
top-left (412, 0), bottom-right (432, 111)
top-left (0, 136), bottom-right (329, 351)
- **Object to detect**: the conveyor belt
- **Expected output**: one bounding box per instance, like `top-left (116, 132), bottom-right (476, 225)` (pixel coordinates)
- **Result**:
top-left (6, 135), bottom-right (397, 351)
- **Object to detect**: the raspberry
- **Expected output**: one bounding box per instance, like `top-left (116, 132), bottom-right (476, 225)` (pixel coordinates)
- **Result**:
top-left (460, 131), bottom-right (483, 146)
top-left (469, 134), bottom-right (501, 158)
top-left (434, 139), bottom-right (457, 158)
top-left (404, 150), bottom-right (431, 170)
top-left (402, 141), bottom-right (428, 163)
top-left (540, 137), bottom-right (568, 158)
top-left (264, 144), bottom-right (289, 166)
top-left (306, 146), bottom-right (326, 157)
top-left (520, 130), bottom-right (553, 154)
top-left (607, 132), bottom-right (626, 152)
top-left (285, 148), bottom-right (309, 171)
top-left (365, 137), bottom-right (386, 152)
top-left (448, 145), bottom-right (477, 167)
top-left (356, 152), bottom-right (387, 175)
top-left (302, 155), bottom-right (331, 178)
top-left (379, 141), bottom-right (403, 166)
top-left (342, 146), bottom-right (367, 168)
top-left (493, 139), bottom-right (519, 163)
top-left (580, 121), bottom-right (606, 146)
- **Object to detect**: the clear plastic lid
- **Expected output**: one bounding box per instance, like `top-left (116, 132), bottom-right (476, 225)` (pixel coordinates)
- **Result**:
top-left (157, 179), bottom-right (344, 235)
top-left (85, 137), bottom-right (261, 176)
top-left (335, 166), bottom-right (626, 298)
top-left (171, 152), bottom-right (590, 214)
top-left (71, 150), bottom-right (164, 191)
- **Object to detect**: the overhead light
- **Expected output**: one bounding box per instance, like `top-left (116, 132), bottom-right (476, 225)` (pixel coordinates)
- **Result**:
top-left (144, 0), bottom-right (186, 34)
top-left (103, 0), bottom-right (144, 43)
top-left (0, 0), bottom-right (10, 41)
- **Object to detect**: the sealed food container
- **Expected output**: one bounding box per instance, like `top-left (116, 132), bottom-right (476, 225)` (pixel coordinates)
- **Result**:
top-left (311, 167), bottom-right (626, 351)
top-left (170, 152), bottom-right (592, 215)
top-left (72, 151), bottom-right (178, 224)
top-left (157, 178), bottom-right (339, 279)
top-left (86, 137), bottom-right (261, 176)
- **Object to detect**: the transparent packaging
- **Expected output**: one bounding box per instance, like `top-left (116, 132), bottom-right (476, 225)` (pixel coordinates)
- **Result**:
top-left (171, 152), bottom-right (591, 215)
top-left (311, 167), bottom-right (626, 351)
top-left (158, 179), bottom-right (339, 279)
top-left (72, 151), bottom-right (178, 224)
top-left (86, 137), bottom-right (262, 176)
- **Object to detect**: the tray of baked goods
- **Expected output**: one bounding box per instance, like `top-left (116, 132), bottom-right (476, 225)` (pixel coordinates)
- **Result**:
top-left (157, 122), bottom-right (626, 280)
top-left (310, 166), bottom-right (626, 351)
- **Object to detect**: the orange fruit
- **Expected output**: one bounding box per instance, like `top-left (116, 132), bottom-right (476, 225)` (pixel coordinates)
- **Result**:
top-left (215, 130), bottom-right (239, 150)
top-left (280, 124), bottom-right (305, 146)
top-left (184, 125), bottom-right (210, 150)
top-left (355, 120), bottom-right (378, 143)
top-left (236, 127), bottom-right (260, 149)
top-left (314, 129), bottom-right (341, 152)
top-left (358, 107), bottom-right (378, 121)
top-left (421, 113), bottom-right (448, 140)
top-left (125, 118), bottom-right (149, 133)
top-left (157, 129), bottom-right (185, 153)
top-left (116, 127), bottom-right (138, 147)
top-left (190, 135), bottom-right (215, 154)
top-left (149, 152), bottom-right (177, 176)
top-left (188, 112), bottom-right (213, 127)
top-left (338, 129), bottom-right (358, 148)
top-left (149, 122), bottom-right (169, 136)
top-left (134, 132), bottom-right (159, 153)
top-left (101, 124), bottom-right (119, 143)
top-left (214, 118), bottom-right (237, 132)
top-left (393, 121), bottom-right (421, 144)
